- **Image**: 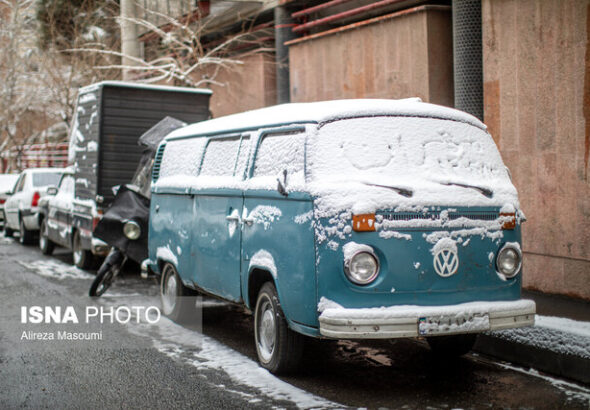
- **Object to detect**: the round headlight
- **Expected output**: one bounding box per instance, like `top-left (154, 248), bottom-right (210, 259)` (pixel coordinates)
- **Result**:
top-left (123, 220), bottom-right (141, 240)
top-left (345, 251), bottom-right (379, 285)
top-left (496, 245), bottom-right (522, 278)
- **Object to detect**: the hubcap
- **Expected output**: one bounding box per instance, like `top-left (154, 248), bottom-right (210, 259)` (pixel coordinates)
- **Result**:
top-left (257, 299), bottom-right (276, 362)
top-left (40, 222), bottom-right (47, 248)
top-left (162, 269), bottom-right (177, 315)
top-left (73, 234), bottom-right (82, 265)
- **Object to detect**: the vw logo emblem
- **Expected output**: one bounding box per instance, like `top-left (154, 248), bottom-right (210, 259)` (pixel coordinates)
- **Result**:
top-left (433, 249), bottom-right (459, 277)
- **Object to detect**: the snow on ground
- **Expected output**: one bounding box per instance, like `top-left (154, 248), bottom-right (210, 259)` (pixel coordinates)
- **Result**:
top-left (495, 361), bottom-right (590, 405)
top-left (490, 315), bottom-right (590, 359)
top-left (127, 314), bottom-right (340, 409)
top-left (0, 236), bottom-right (14, 245)
top-left (18, 260), bottom-right (94, 280)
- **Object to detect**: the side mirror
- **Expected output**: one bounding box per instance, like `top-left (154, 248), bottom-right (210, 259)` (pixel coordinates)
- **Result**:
top-left (47, 186), bottom-right (58, 196)
top-left (277, 169), bottom-right (288, 197)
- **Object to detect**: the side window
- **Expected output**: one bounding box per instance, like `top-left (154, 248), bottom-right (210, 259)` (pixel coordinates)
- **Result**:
top-left (59, 176), bottom-right (75, 195)
top-left (252, 132), bottom-right (306, 183)
top-left (159, 138), bottom-right (207, 179)
top-left (15, 174), bottom-right (26, 192)
top-left (200, 137), bottom-right (241, 177)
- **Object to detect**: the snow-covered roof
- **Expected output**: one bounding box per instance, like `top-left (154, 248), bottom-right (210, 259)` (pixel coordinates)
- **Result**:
top-left (167, 98), bottom-right (487, 140)
top-left (23, 167), bottom-right (65, 174)
top-left (79, 80), bottom-right (212, 96)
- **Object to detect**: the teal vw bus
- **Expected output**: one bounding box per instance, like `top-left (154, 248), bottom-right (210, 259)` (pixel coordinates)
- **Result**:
top-left (146, 99), bottom-right (535, 373)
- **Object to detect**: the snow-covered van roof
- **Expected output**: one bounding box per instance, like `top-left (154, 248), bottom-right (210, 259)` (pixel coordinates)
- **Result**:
top-left (78, 81), bottom-right (212, 95)
top-left (166, 98), bottom-right (487, 140)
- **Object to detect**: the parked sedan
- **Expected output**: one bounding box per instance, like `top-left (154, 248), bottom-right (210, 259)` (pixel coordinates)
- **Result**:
top-left (4, 168), bottom-right (64, 244)
top-left (0, 174), bottom-right (19, 229)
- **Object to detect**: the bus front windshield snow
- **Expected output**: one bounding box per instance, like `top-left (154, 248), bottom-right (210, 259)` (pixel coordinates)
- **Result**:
top-left (308, 116), bottom-right (512, 195)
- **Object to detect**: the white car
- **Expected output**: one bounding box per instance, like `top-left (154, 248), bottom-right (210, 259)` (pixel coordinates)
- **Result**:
top-left (0, 174), bottom-right (19, 229)
top-left (4, 168), bottom-right (64, 244)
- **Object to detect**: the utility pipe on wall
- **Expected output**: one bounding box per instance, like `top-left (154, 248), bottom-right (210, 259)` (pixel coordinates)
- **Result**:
top-left (275, 5), bottom-right (296, 104)
top-left (452, 0), bottom-right (483, 120)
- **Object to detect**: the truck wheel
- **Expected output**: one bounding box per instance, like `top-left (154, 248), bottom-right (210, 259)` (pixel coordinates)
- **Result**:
top-left (73, 230), bottom-right (93, 269)
top-left (39, 219), bottom-right (55, 255)
top-left (426, 334), bottom-right (477, 357)
top-left (160, 263), bottom-right (197, 323)
top-left (254, 282), bottom-right (303, 374)
top-left (4, 226), bottom-right (14, 237)
top-left (19, 218), bottom-right (35, 245)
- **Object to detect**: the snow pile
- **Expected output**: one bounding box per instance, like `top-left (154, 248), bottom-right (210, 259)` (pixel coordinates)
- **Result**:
top-left (156, 245), bottom-right (178, 266)
top-left (342, 241), bottom-right (373, 260)
top-left (247, 206), bottom-right (282, 230)
top-left (18, 260), bottom-right (94, 280)
top-left (248, 250), bottom-right (277, 278)
top-left (490, 315), bottom-right (590, 359)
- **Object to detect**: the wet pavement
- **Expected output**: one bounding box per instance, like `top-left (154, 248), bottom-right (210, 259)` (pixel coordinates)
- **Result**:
top-left (1, 235), bottom-right (589, 409)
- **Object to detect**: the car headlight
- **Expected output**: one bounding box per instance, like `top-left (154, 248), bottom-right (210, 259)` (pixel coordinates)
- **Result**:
top-left (496, 244), bottom-right (522, 278)
top-left (123, 220), bottom-right (141, 240)
top-left (344, 251), bottom-right (380, 285)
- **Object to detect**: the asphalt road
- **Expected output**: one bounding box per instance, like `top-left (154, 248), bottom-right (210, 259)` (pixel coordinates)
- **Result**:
top-left (1, 235), bottom-right (589, 409)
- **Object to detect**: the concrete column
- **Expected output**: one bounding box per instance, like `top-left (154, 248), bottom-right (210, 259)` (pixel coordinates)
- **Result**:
top-left (452, 0), bottom-right (483, 120)
top-left (120, 0), bottom-right (141, 81)
top-left (274, 6), bottom-right (296, 104)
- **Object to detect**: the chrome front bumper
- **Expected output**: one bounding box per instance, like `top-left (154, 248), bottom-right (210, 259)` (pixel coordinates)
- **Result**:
top-left (319, 299), bottom-right (536, 339)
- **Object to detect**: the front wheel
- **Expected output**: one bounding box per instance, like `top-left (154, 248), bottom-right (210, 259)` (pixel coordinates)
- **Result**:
top-left (254, 282), bottom-right (303, 374)
top-left (73, 230), bottom-right (94, 269)
top-left (89, 251), bottom-right (125, 297)
top-left (39, 219), bottom-right (55, 255)
top-left (426, 334), bottom-right (477, 357)
top-left (19, 218), bottom-right (35, 245)
top-left (160, 263), bottom-right (197, 323)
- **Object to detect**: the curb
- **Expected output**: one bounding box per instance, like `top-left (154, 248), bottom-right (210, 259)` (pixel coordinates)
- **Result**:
top-left (474, 334), bottom-right (590, 385)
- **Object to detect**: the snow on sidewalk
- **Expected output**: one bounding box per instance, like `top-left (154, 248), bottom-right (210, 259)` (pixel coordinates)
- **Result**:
top-left (489, 315), bottom-right (590, 359)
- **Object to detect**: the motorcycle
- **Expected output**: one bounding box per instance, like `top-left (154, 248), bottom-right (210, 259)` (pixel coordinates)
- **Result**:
top-left (89, 117), bottom-right (186, 297)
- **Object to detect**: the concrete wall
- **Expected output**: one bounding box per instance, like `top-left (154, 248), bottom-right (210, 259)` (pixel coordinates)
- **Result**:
top-left (204, 53), bottom-right (276, 118)
top-left (482, 0), bottom-right (590, 299)
top-left (287, 5), bottom-right (453, 106)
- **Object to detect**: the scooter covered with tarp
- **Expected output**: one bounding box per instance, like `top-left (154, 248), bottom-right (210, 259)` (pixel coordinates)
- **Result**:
top-left (89, 117), bottom-right (186, 297)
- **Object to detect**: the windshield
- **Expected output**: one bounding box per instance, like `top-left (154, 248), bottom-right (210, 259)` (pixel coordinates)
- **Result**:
top-left (0, 175), bottom-right (18, 193)
top-left (32, 172), bottom-right (62, 188)
top-left (309, 116), bottom-right (510, 188)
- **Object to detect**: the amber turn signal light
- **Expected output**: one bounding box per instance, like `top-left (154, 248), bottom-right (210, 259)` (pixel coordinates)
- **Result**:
top-left (500, 212), bottom-right (516, 230)
top-left (352, 214), bottom-right (376, 232)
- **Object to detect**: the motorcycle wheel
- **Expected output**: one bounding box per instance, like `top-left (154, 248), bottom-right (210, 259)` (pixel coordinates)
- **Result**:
top-left (89, 258), bottom-right (122, 297)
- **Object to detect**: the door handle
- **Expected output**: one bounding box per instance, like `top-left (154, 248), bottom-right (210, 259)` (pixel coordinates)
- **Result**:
top-left (226, 215), bottom-right (240, 222)
top-left (242, 217), bottom-right (254, 226)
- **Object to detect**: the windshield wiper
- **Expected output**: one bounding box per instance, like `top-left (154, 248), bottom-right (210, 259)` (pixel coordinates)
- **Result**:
top-left (362, 182), bottom-right (413, 198)
top-left (441, 182), bottom-right (493, 198)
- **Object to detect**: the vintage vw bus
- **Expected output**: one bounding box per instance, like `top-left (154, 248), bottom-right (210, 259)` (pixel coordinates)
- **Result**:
top-left (146, 99), bottom-right (535, 373)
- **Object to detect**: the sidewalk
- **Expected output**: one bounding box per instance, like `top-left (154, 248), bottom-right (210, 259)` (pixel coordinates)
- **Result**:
top-left (474, 290), bottom-right (590, 385)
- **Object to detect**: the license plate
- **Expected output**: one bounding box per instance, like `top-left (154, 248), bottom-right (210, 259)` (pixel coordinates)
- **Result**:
top-left (418, 313), bottom-right (490, 336)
